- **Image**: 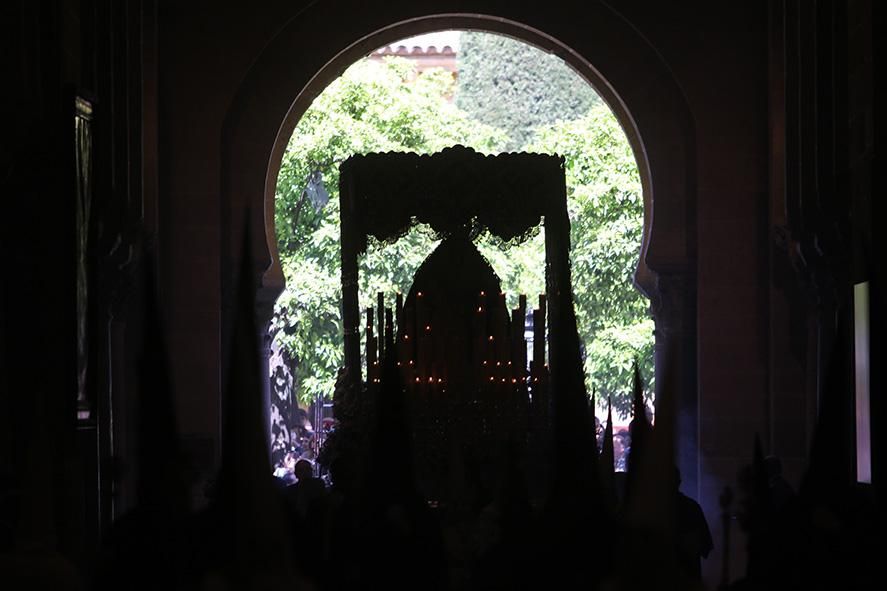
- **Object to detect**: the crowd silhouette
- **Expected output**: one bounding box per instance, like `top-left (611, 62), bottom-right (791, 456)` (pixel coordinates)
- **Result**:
top-left (1, 239), bottom-right (882, 591)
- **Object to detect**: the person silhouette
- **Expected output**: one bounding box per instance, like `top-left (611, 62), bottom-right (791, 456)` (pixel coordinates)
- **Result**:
top-left (673, 466), bottom-right (713, 581)
top-left (763, 455), bottom-right (795, 513)
top-left (285, 459), bottom-right (326, 520)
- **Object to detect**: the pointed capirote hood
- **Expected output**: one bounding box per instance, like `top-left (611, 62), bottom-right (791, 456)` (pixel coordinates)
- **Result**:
top-left (616, 355), bottom-right (681, 589)
top-left (214, 220), bottom-right (295, 585)
top-left (15, 391), bottom-right (57, 552)
top-left (801, 313), bottom-right (853, 503)
top-left (4, 387), bottom-right (82, 589)
top-left (625, 359), bottom-right (675, 530)
top-left (626, 362), bottom-right (652, 488)
top-left (368, 339), bottom-right (417, 507)
top-left (546, 293), bottom-right (599, 512)
top-left (599, 396), bottom-right (617, 512)
top-left (136, 257), bottom-right (188, 513)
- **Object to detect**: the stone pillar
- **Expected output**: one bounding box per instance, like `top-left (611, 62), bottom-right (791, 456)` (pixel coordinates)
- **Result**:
top-left (260, 325), bottom-right (274, 458)
top-left (652, 271), bottom-right (699, 497)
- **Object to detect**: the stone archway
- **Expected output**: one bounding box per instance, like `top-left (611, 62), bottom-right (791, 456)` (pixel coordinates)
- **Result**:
top-left (220, 5), bottom-right (698, 493)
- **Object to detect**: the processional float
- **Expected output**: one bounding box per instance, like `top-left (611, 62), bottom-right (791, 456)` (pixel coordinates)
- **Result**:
top-left (335, 145), bottom-right (594, 502)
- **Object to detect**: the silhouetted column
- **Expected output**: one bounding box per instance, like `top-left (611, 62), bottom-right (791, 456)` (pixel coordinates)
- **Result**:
top-left (339, 161), bottom-right (362, 391)
top-left (652, 272), bottom-right (698, 497)
top-left (261, 326), bottom-right (273, 456)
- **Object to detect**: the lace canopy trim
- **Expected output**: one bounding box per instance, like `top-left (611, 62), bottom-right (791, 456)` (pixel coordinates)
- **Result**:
top-left (339, 145), bottom-right (565, 252)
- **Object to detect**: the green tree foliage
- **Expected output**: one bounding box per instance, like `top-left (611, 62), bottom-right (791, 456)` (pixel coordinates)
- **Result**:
top-left (456, 32), bottom-right (601, 151)
top-left (273, 46), bottom-right (652, 417)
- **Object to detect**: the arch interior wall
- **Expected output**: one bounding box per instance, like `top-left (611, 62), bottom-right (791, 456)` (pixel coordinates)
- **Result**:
top-left (5, 1), bottom-right (880, 587)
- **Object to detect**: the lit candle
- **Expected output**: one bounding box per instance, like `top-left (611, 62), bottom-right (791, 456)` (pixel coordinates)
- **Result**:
top-left (415, 291), bottom-right (426, 349)
top-left (473, 296), bottom-right (486, 378)
top-left (400, 304), bottom-right (415, 374)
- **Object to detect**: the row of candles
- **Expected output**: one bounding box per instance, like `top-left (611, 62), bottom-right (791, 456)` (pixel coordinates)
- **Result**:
top-left (364, 290), bottom-right (550, 396)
